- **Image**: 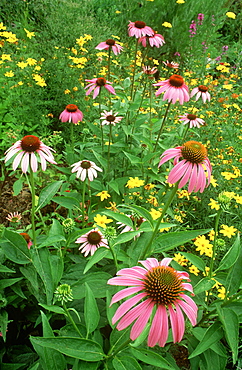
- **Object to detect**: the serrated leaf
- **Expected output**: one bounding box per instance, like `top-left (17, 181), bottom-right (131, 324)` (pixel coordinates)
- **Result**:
top-left (180, 252), bottom-right (206, 272)
top-left (155, 229), bottom-right (211, 253)
top-left (36, 181), bottom-right (63, 211)
top-left (216, 305), bottom-right (238, 364)
top-left (189, 322), bottom-right (223, 359)
top-left (84, 247), bottom-right (109, 274)
top-left (30, 337), bottom-right (104, 362)
top-left (131, 347), bottom-right (175, 369)
top-left (194, 277), bottom-right (215, 295)
top-left (0, 229), bottom-right (31, 264)
top-left (84, 283), bottom-right (100, 334)
top-left (215, 234), bottom-right (240, 272)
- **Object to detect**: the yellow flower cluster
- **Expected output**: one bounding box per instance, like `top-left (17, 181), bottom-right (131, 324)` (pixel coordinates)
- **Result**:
top-left (32, 74), bottom-right (47, 87)
top-left (125, 177), bottom-right (145, 189)
top-left (194, 235), bottom-right (213, 257)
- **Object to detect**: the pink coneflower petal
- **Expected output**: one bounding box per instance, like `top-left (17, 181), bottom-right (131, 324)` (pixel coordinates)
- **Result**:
top-left (12, 151), bottom-right (24, 171)
top-left (93, 86), bottom-right (100, 99)
top-left (21, 152), bottom-right (30, 173)
top-left (154, 74), bottom-right (189, 105)
top-left (130, 300), bottom-right (154, 340)
top-left (30, 152), bottom-right (38, 172)
top-left (109, 258), bottom-right (197, 347)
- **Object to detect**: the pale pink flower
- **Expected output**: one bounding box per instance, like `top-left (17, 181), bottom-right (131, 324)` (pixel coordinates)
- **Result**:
top-left (85, 77), bottom-right (116, 99)
top-left (153, 74), bottom-right (189, 105)
top-left (96, 39), bottom-right (123, 55)
top-left (4, 135), bottom-right (56, 173)
top-left (6, 211), bottom-right (22, 223)
top-left (76, 228), bottom-right (108, 256)
top-left (108, 257), bottom-right (197, 347)
top-left (139, 33), bottom-right (165, 48)
top-left (163, 60), bottom-right (179, 69)
top-left (128, 21), bottom-right (154, 38)
top-left (59, 104), bottom-right (83, 124)
top-left (159, 141), bottom-right (212, 193)
top-left (71, 160), bottom-right (102, 181)
top-left (142, 66), bottom-right (158, 75)
top-left (179, 113), bottom-right (205, 128)
top-left (190, 85), bottom-right (211, 103)
top-left (100, 110), bottom-right (123, 126)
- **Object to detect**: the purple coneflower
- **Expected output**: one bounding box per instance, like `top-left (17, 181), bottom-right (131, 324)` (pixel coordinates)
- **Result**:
top-left (142, 66), bottom-right (158, 75)
top-left (128, 21), bottom-right (154, 38)
top-left (6, 212), bottom-right (22, 223)
top-left (100, 110), bottom-right (123, 126)
top-left (20, 232), bottom-right (33, 249)
top-left (96, 39), bottom-right (123, 55)
top-left (190, 85), bottom-right (211, 103)
top-left (59, 104), bottom-right (83, 124)
top-left (159, 141), bottom-right (212, 193)
top-left (5, 135), bottom-right (56, 173)
top-left (139, 33), bottom-right (165, 48)
top-left (76, 228), bottom-right (108, 256)
top-left (163, 60), bottom-right (179, 69)
top-left (71, 160), bottom-right (102, 181)
top-left (179, 113), bottom-right (205, 128)
top-left (108, 257), bottom-right (197, 347)
top-left (154, 74), bottom-right (189, 105)
top-left (85, 77), bottom-right (116, 99)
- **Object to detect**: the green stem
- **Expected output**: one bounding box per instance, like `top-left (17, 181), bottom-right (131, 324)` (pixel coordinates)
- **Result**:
top-left (82, 179), bottom-right (86, 229)
top-left (99, 91), bottom-right (104, 152)
top-left (109, 241), bottom-right (119, 272)
top-left (153, 101), bottom-right (172, 152)
top-left (107, 125), bottom-right (112, 179)
top-left (130, 38), bottom-right (139, 101)
top-left (107, 338), bottom-right (132, 358)
top-left (140, 183), bottom-right (179, 259)
top-left (70, 120), bottom-right (74, 150)
top-left (209, 209), bottom-right (223, 278)
top-left (63, 302), bottom-right (83, 338)
top-left (29, 169), bottom-right (37, 247)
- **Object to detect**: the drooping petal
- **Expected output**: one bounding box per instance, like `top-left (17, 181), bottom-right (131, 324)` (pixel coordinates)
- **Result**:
top-left (116, 299), bottom-right (150, 331)
top-left (12, 151), bottom-right (24, 171)
top-left (148, 305), bottom-right (165, 347)
top-left (158, 306), bottom-right (169, 347)
top-left (130, 300), bottom-right (154, 340)
top-left (177, 299), bottom-right (197, 326)
top-left (21, 152), bottom-right (30, 173)
top-left (110, 286), bottom-right (144, 305)
top-left (169, 304), bottom-right (185, 343)
top-left (30, 152), bottom-right (38, 172)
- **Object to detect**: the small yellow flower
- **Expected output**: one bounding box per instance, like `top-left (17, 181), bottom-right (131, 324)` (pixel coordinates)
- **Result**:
top-left (226, 12), bottom-right (236, 19)
top-left (217, 286), bottom-right (226, 300)
top-left (1, 54), bottom-right (11, 61)
top-left (24, 28), bottom-right (35, 39)
top-left (0, 22), bottom-right (7, 30)
top-left (223, 84), bottom-right (233, 90)
top-left (96, 191), bottom-right (111, 202)
top-left (126, 177), bottom-right (145, 189)
top-left (189, 265), bottom-right (200, 276)
top-left (208, 198), bottom-right (220, 210)
top-left (4, 70), bottom-right (14, 77)
top-left (17, 61), bottom-right (28, 69)
top-left (162, 22), bottom-right (172, 28)
top-left (64, 89), bottom-right (71, 94)
top-left (208, 229), bottom-right (215, 241)
top-left (210, 175), bottom-right (218, 187)
top-left (150, 208), bottom-right (161, 220)
top-left (173, 253), bottom-right (188, 266)
top-left (26, 58), bottom-right (37, 66)
top-left (73, 86), bottom-right (78, 91)
top-left (176, 0), bottom-right (185, 3)
top-left (94, 214), bottom-right (113, 228)
top-left (115, 10), bottom-right (121, 13)
top-left (219, 224), bottom-right (237, 238)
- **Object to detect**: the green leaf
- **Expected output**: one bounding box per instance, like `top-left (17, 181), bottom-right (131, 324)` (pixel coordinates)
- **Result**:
top-left (215, 234), bottom-right (240, 272)
top-left (84, 247), bottom-right (109, 274)
top-left (112, 231), bottom-right (141, 247)
top-left (189, 321), bottom-right (223, 359)
top-left (226, 242), bottom-right (242, 295)
top-left (123, 151), bottom-right (141, 164)
top-left (216, 305), bottom-right (238, 364)
top-left (155, 229), bottom-right (211, 253)
top-left (0, 229), bottom-right (31, 264)
top-left (107, 179), bottom-right (120, 194)
top-left (131, 347), bottom-right (175, 369)
top-left (84, 283), bottom-right (100, 334)
top-left (39, 304), bottom-right (66, 315)
top-left (112, 355), bottom-right (142, 370)
top-left (123, 77), bottom-right (131, 89)
top-left (31, 248), bottom-right (54, 305)
top-left (30, 337), bottom-right (104, 362)
top-left (0, 264), bottom-right (15, 273)
top-left (36, 181), bottom-right (63, 212)
top-left (194, 277), bottom-right (215, 295)
top-left (180, 252), bottom-right (206, 272)
top-left (39, 235), bottom-right (66, 248)
top-left (53, 196), bottom-right (80, 210)
top-left (103, 210), bottom-right (133, 228)
top-left (13, 177), bottom-right (23, 196)
top-left (120, 204), bottom-right (154, 228)
top-left (72, 272), bottom-right (112, 299)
